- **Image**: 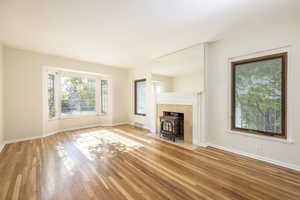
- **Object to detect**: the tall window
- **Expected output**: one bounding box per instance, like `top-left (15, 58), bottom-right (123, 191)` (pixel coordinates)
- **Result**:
top-left (135, 79), bottom-right (146, 116)
top-left (101, 80), bottom-right (108, 114)
top-left (61, 76), bottom-right (96, 115)
top-left (231, 52), bottom-right (287, 138)
top-left (48, 74), bottom-right (56, 118)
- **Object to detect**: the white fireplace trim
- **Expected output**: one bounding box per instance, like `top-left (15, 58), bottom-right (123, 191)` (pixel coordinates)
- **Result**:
top-left (156, 92), bottom-right (206, 147)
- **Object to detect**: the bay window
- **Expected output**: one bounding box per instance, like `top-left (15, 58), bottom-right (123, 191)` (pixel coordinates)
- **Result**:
top-left (47, 70), bottom-right (109, 119)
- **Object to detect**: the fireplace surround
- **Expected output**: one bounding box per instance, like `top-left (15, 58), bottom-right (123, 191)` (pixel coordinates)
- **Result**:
top-left (155, 92), bottom-right (205, 146)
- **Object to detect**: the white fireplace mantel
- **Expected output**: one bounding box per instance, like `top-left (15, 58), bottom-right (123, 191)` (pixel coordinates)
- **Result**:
top-left (155, 92), bottom-right (206, 147)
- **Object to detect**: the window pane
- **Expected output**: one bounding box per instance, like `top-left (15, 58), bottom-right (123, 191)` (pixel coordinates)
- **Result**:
top-left (234, 57), bottom-right (283, 134)
top-left (61, 76), bottom-right (96, 115)
top-left (136, 80), bottom-right (146, 114)
top-left (48, 74), bottom-right (56, 118)
top-left (101, 80), bottom-right (108, 113)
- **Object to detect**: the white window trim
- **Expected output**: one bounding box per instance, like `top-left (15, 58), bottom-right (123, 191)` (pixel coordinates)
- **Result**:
top-left (44, 67), bottom-right (111, 121)
top-left (47, 70), bottom-right (59, 120)
top-left (227, 45), bottom-right (294, 143)
top-left (96, 78), bottom-right (101, 115)
top-left (101, 78), bottom-right (112, 116)
top-left (106, 79), bottom-right (113, 116)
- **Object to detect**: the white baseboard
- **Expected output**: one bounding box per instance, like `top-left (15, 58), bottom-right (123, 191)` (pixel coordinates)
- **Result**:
top-left (130, 122), bottom-right (151, 130)
top-left (198, 143), bottom-right (209, 147)
top-left (113, 121), bottom-right (131, 126)
top-left (45, 123), bottom-right (104, 137)
top-left (4, 135), bottom-right (43, 145)
top-left (46, 122), bottom-right (130, 137)
top-left (101, 122), bottom-right (130, 127)
top-left (208, 143), bottom-right (300, 171)
top-left (4, 122), bottom-right (131, 145)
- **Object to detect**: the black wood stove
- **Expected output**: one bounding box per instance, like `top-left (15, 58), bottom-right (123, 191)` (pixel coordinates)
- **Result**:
top-left (159, 112), bottom-right (184, 142)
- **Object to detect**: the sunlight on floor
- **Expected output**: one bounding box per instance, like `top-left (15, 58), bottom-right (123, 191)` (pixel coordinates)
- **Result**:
top-left (74, 129), bottom-right (144, 161)
top-left (56, 144), bottom-right (75, 176)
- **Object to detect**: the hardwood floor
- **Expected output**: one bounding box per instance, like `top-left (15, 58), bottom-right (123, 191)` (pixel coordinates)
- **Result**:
top-left (0, 125), bottom-right (300, 200)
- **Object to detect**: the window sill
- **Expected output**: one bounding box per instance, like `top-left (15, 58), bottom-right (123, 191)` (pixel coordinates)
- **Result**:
top-left (48, 117), bottom-right (59, 121)
top-left (60, 115), bottom-right (97, 119)
top-left (226, 129), bottom-right (294, 144)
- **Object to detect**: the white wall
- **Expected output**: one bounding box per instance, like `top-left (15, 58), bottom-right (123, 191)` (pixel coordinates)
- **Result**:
top-left (173, 72), bottom-right (203, 92)
top-left (0, 44), bottom-right (4, 149)
top-left (151, 74), bottom-right (174, 92)
top-left (206, 18), bottom-right (300, 167)
top-left (3, 46), bottom-right (130, 141)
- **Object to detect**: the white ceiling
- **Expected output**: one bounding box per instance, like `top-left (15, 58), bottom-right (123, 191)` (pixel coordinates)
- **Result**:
top-left (0, 0), bottom-right (299, 68)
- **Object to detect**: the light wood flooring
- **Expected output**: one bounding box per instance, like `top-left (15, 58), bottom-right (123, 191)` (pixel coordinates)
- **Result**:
top-left (0, 125), bottom-right (300, 200)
